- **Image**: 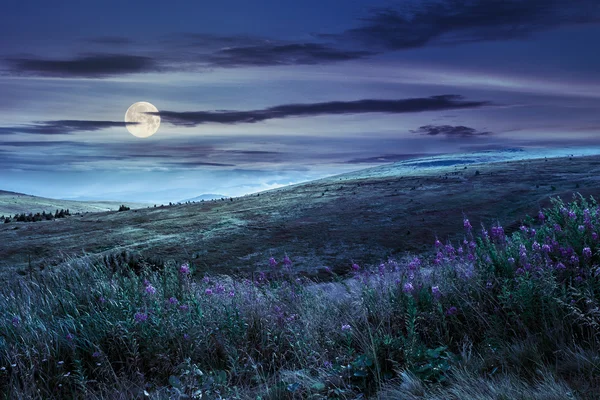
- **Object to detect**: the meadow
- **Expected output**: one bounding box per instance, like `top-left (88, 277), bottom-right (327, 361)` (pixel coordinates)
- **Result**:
top-left (1, 194), bottom-right (599, 399)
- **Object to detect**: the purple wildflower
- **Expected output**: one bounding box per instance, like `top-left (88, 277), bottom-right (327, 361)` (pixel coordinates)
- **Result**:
top-left (351, 263), bottom-right (360, 272)
top-left (183, 334), bottom-right (190, 341)
top-left (66, 333), bottom-right (74, 341)
top-left (179, 263), bottom-right (190, 275)
top-left (431, 286), bottom-right (441, 299)
top-left (168, 297), bottom-right (178, 305)
top-left (516, 268), bottom-right (525, 275)
top-left (579, 225), bottom-right (586, 232)
top-left (435, 239), bottom-right (442, 248)
top-left (508, 257), bottom-right (515, 265)
top-left (134, 312), bottom-right (148, 323)
top-left (98, 296), bottom-right (106, 304)
top-left (205, 288), bottom-right (213, 295)
top-left (555, 262), bottom-right (566, 271)
top-left (538, 211), bottom-right (545, 221)
top-left (341, 324), bottom-right (351, 332)
top-left (179, 304), bottom-right (189, 311)
top-left (570, 255), bottom-right (580, 266)
top-left (408, 257), bottom-right (421, 270)
top-left (92, 351), bottom-right (101, 358)
top-left (464, 218), bottom-right (472, 232)
top-left (269, 257), bottom-right (277, 268)
top-left (403, 282), bottom-right (414, 293)
top-left (554, 224), bottom-right (562, 232)
top-left (583, 247), bottom-right (592, 259)
top-left (228, 290), bottom-right (235, 297)
top-left (520, 225), bottom-right (528, 234)
top-left (283, 255), bottom-right (292, 266)
top-left (486, 281), bottom-right (493, 289)
top-left (446, 306), bottom-right (458, 316)
top-left (491, 225), bottom-right (504, 240)
top-left (568, 210), bottom-right (577, 220)
top-left (11, 316), bottom-right (19, 327)
top-left (532, 242), bottom-right (541, 252)
top-left (542, 244), bottom-right (551, 253)
top-left (593, 232), bottom-right (599, 241)
top-left (214, 284), bottom-right (225, 294)
top-left (145, 284), bottom-right (156, 295)
top-left (202, 276), bottom-right (210, 284)
top-left (575, 275), bottom-right (583, 283)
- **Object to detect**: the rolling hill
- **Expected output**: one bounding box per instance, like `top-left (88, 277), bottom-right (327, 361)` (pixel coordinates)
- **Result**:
top-left (1, 154), bottom-right (599, 277)
top-left (0, 190), bottom-right (149, 216)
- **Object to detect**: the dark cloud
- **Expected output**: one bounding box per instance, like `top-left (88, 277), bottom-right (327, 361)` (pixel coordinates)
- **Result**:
top-left (207, 43), bottom-right (375, 67)
top-left (0, 120), bottom-right (133, 135)
top-left (324, 0), bottom-right (600, 50)
top-left (6, 54), bottom-right (159, 77)
top-left (412, 124), bottom-right (492, 137)
top-left (153, 95), bottom-right (491, 126)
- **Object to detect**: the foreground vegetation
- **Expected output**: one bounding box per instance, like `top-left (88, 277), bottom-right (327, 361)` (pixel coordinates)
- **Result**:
top-left (1, 195), bottom-right (600, 399)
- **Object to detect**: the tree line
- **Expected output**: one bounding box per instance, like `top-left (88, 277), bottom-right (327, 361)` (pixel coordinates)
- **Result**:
top-left (2, 209), bottom-right (71, 223)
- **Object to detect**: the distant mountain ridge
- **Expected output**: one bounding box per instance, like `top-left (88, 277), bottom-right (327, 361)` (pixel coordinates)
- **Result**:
top-left (180, 194), bottom-right (227, 202)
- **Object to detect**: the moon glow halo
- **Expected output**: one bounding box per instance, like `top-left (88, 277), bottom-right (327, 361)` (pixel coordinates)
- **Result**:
top-left (125, 102), bottom-right (161, 138)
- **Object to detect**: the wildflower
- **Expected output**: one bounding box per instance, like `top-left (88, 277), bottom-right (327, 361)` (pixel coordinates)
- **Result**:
top-left (269, 257), bottom-right (277, 268)
top-left (323, 361), bottom-right (333, 369)
top-left (457, 246), bottom-right (464, 255)
top-left (228, 290), bottom-right (235, 297)
top-left (538, 211), bottom-right (545, 221)
top-left (98, 296), bottom-right (106, 304)
top-left (570, 255), bottom-right (580, 266)
top-left (435, 239), bottom-right (442, 248)
top-left (491, 225), bottom-right (504, 240)
top-left (351, 263), bottom-right (360, 272)
top-left (481, 228), bottom-right (489, 239)
top-left (446, 306), bottom-right (458, 316)
top-left (431, 285), bottom-right (441, 299)
top-left (542, 244), bottom-right (551, 253)
top-left (92, 351), bottom-right (101, 358)
top-left (408, 257), bottom-right (421, 270)
top-left (445, 244), bottom-right (455, 255)
top-left (143, 279), bottom-right (150, 286)
top-left (179, 263), bottom-right (190, 275)
top-left (214, 284), bottom-right (225, 294)
top-left (57, 361), bottom-right (64, 365)
top-left (530, 228), bottom-right (536, 236)
top-left (341, 324), bottom-right (351, 332)
top-left (205, 288), bottom-right (213, 295)
top-left (515, 268), bottom-right (525, 275)
top-left (463, 218), bottom-right (472, 231)
top-left (134, 312), bottom-right (148, 323)
top-left (379, 263), bottom-right (386, 275)
top-left (568, 210), bottom-right (576, 220)
top-left (583, 247), bottom-right (592, 259)
top-left (202, 276), bottom-right (210, 284)
top-left (575, 275), bottom-right (583, 283)
top-left (486, 281), bottom-right (493, 289)
top-left (469, 241), bottom-right (476, 249)
top-left (532, 242), bottom-right (541, 251)
top-left (554, 224), bottom-right (562, 232)
top-left (467, 253), bottom-right (475, 261)
top-left (11, 316), bottom-right (19, 327)
top-left (403, 282), bottom-right (414, 293)
top-left (579, 225), bottom-right (585, 232)
top-left (555, 262), bottom-right (566, 271)
top-left (168, 297), bottom-right (178, 305)
top-left (508, 257), bottom-right (515, 265)
top-left (593, 232), bottom-right (599, 241)
top-left (325, 266), bottom-right (332, 273)
top-left (183, 333), bottom-right (190, 341)
top-left (66, 333), bottom-right (74, 341)
top-left (145, 284), bottom-right (156, 295)
top-left (283, 255), bottom-right (292, 266)
top-left (179, 304), bottom-right (189, 311)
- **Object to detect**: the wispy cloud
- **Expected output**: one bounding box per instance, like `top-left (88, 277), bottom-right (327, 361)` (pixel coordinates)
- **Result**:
top-left (153, 95), bottom-right (491, 126)
top-left (327, 0), bottom-right (600, 50)
top-left (6, 54), bottom-right (160, 78)
top-left (207, 43), bottom-right (375, 67)
top-left (0, 120), bottom-right (133, 135)
top-left (412, 124), bottom-right (492, 137)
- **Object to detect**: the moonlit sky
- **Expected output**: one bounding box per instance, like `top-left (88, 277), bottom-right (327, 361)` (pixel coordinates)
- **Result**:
top-left (1, 0), bottom-right (599, 203)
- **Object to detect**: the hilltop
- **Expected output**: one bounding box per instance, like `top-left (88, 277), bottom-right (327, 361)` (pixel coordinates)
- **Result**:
top-left (1, 154), bottom-right (599, 276)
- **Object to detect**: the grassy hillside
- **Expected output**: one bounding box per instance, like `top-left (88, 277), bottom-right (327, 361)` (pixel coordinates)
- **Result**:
top-left (1, 155), bottom-right (599, 276)
top-left (0, 190), bottom-right (149, 217)
top-left (1, 195), bottom-right (599, 398)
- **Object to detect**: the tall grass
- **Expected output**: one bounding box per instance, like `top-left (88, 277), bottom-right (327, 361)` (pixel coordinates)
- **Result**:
top-left (1, 194), bottom-right (599, 399)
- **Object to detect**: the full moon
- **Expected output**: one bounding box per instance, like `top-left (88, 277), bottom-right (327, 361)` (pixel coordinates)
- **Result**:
top-left (125, 101), bottom-right (161, 138)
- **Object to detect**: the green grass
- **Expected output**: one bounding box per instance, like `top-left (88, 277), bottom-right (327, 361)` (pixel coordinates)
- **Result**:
top-left (1, 194), bottom-right (600, 399)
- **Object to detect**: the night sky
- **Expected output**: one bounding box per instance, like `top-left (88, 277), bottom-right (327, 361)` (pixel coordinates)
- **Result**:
top-left (1, 0), bottom-right (600, 203)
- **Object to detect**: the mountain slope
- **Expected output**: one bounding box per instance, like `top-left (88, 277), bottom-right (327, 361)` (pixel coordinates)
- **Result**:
top-left (1, 154), bottom-right (598, 276)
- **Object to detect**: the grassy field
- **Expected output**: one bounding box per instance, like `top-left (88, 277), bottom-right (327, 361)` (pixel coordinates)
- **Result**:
top-left (1, 194), bottom-right (599, 398)
top-left (1, 154), bottom-right (599, 279)
top-left (0, 190), bottom-right (148, 217)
